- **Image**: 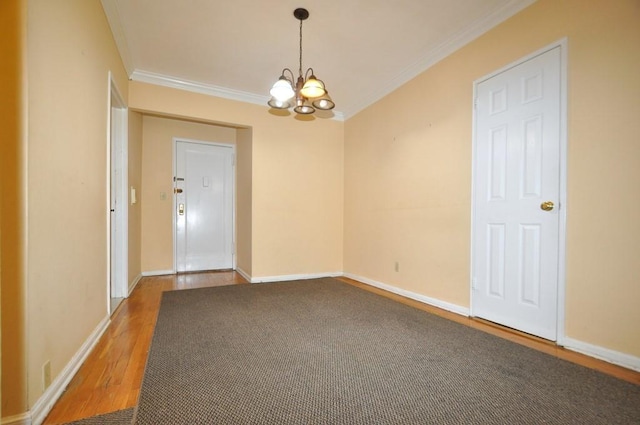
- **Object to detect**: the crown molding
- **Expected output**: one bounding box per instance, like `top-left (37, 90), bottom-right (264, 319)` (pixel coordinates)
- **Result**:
top-left (130, 70), bottom-right (345, 121)
top-left (101, 0), bottom-right (134, 75)
top-left (340, 0), bottom-right (537, 120)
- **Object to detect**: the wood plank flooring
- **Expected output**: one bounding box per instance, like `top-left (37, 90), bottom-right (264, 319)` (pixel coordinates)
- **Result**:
top-left (43, 272), bottom-right (639, 424)
top-left (43, 271), bottom-right (248, 425)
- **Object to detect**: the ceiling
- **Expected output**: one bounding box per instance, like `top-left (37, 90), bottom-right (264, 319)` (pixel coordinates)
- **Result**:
top-left (101, 0), bottom-right (536, 120)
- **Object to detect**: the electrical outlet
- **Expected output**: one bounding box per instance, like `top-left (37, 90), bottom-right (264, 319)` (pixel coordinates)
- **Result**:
top-left (394, 261), bottom-right (400, 272)
top-left (43, 360), bottom-right (52, 390)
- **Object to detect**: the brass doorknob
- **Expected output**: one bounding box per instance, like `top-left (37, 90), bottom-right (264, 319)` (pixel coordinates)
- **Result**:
top-left (540, 201), bottom-right (554, 211)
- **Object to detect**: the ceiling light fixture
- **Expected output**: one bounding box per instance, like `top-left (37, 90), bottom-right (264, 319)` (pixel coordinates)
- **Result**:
top-left (268, 8), bottom-right (335, 115)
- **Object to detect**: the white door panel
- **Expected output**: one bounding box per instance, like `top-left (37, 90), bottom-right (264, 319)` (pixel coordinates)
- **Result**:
top-left (175, 141), bottom-right (234, 272)
top-left (472, 47), bottom-right (562, 340)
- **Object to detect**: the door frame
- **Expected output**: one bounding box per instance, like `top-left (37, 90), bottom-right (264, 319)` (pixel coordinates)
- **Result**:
top-left (107, 72), bottom-right (129, 310)
top-left (172, 137), bottom-right (236, 273)
top-left (470, 39), bottom-right (568, 344)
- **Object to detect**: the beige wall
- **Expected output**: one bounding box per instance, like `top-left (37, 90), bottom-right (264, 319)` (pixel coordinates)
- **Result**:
top-left (22, 0), bottom-right (129, 413)
top-left (0, 0), bottom-right (26, 416)
top-left (236, 128), bottom-right (253, 276)
top-left (131, 83), bottom-right (345, 279)
top-left (140, 115), bottom-right (238, 272)
top-left (344, 0), bottom-right (640, 358)
top-left (128, 111), bottom-right (143, 286)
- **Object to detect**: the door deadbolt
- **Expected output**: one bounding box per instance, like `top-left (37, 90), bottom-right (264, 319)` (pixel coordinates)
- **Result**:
top-left (174, 188), bottom-right (183, 194)
top-left (540, 201), bottom-right (554, 211)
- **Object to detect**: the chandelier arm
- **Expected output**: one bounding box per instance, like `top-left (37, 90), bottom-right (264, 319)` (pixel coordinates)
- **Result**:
top-left (304, 68), bottom-right (315, 80)
top-left (281, 68), bottom-right (295, 84)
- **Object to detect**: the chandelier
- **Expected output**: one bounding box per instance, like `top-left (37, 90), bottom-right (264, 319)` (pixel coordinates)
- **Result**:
top-left (268, 8), bottom-right (335, 115)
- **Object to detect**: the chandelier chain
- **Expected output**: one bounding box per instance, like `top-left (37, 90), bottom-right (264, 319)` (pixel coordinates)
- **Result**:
top-left (298, 18), bottom-right (303, 77)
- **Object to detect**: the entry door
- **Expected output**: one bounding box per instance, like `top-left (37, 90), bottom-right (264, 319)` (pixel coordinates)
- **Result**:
top-left (175, 141), bottom-right (234, 272)
top-left (472, 46), bottom-right (562, 341)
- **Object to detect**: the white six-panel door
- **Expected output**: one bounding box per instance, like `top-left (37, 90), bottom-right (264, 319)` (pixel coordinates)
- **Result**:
top-left (175, 140), bottom-right (235, 272)
top-left (472, 46), bottom-right (562, 340)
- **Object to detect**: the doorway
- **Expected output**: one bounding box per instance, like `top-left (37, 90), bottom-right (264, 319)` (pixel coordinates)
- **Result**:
top-left (109, 75), bottom-right (128, 314)
top-left (471, 42), bottom-right (567, 341)
top-left (174, 139), bottom-right (235, 272)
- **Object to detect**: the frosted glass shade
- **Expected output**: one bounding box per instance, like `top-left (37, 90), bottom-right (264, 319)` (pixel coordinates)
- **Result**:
top-left (270, 78), bottom-right (295, 101)
top-left (300, 77), bottom-right (326, 98)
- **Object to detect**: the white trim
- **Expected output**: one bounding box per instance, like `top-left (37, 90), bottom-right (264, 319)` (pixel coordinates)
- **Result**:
top-left (101, 0), bottom-right (134, 75)
top-left (102, 0), bottom-right (532, 120)
top-left (132, 69), bottom-right (266, 105)
top-left (555, 38), bottom-right (569, 346)
top-left (341, 0), bottom-right (536, 119)
top-left (251, 272), bottom-right (343, 284)
top-left (130, 69), bottom-right (346, 122)
top-left (128, 273), bottom-right (142, 295)
top-left (1, 413), bottom-right (31, 425)
top-left (141, 269), bottom-right (175, 277)
top-left (235, 267), bottom-right (251, 283)
top-left (344, 273), bottom-right (470, 317)
top-left (469, 39), bottom-right (568, 342)
top-left (107, 73), bottom-right (129, 311)
top-left (563, 338), bottom-right (640, 373)
top-left (29, 317), bottom-right (110, 425)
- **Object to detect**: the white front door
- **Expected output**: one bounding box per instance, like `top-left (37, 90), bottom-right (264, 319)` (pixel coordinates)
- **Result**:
top-left (175, 140), bottom-right (235, 272)
top-left (472, 46), bottom-right (563, 340)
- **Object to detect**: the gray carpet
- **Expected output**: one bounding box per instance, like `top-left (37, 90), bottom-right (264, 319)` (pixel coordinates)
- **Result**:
top-left (63, 408), bottom-right (134, 424)
top-left (134, 278), bottom-right (640, 424)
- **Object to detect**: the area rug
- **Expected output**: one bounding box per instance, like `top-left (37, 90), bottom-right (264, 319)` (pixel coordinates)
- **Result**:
top-left (134, 278), bottom-right (640, 424)
top-left (62, 408), bottom-right (134, 425)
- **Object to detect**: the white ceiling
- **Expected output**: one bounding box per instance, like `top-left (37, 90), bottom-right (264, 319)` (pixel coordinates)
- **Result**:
top-left (101, 0), bottom-right (536, 120)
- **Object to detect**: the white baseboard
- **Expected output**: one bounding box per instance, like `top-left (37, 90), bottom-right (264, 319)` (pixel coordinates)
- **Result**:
top-left (563, 337), bottom-right (640, 372)
top-left (1, 413), bottom-right (31, 425)
top-left (235, 267), bottom-right (251, 283)
top-left (128, 273), bottom-right (142, 295)
top-left (250, 271), bottom-right (343, 284)
top-left (343, 273), bottom-right (470, 317)
top-left (141, 269), bottom-right (175, 277)
top-left (344, 273), bottom-right (640, 372)
top-left (28, 316), bottom-right (110, 425)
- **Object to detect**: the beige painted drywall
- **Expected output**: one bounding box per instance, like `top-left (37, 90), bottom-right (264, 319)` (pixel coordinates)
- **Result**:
top-left (24, 0), bottom-right (129, 412)
top-left (140, 115), bottom-right (237, 272)
top-left (128, 111), bottom-right (143, 287)
top-left (236, 128), bottom-right (253, 277)
top-left (131, 83), bottom-right (345, 279)
top-left (344, 0), bottom-right (640, 358)
top-left (0, 0), bottom-right (26, 416)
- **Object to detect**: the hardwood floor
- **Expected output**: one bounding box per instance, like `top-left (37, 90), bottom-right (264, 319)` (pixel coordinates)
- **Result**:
top-left (44, 272), bottom-right (639, 424)
top-left (43, 271), bottom-right (248, 425)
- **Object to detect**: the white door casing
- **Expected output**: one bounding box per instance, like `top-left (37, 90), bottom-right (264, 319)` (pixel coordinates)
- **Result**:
top-left (471, 43), bottom-right (566, 341)
top-left (174, 140), bottom-right (235, 272)
top-left (108, 74), bottom-right (128, 309)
